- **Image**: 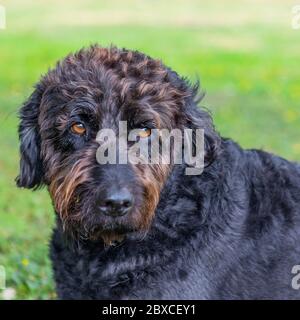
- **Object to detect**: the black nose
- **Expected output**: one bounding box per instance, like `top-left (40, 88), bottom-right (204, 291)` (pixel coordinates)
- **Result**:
top-left (98, 188), bottom-right (133, 217)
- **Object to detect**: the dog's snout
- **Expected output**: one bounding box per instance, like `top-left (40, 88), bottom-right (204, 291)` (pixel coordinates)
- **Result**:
top-left (98, 188), bottom-right (133, 217)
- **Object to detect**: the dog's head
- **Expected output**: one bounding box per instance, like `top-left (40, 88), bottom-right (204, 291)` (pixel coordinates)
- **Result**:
top-left (16, 46), bottom-right (220, 244)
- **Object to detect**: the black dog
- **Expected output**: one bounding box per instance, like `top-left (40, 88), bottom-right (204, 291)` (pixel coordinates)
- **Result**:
top-left (17, 46), bottom-right (300, 299)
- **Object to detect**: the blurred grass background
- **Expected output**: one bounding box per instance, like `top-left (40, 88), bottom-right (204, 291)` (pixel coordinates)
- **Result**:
top-left (0, 0), bottom-right (299, 299)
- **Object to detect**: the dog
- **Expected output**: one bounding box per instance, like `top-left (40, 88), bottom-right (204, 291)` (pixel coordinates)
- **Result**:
top-left (16, 45), bottom-right (300, 299)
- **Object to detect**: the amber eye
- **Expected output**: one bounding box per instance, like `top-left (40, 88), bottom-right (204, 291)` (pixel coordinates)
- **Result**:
top-left (71, 122), bottom-right (86, 135)
top-left (137, 128), bottom-right (151, 138)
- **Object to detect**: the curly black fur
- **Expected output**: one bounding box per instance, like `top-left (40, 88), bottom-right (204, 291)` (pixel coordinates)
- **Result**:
top-left (17, 46), bottom-right (300, 299)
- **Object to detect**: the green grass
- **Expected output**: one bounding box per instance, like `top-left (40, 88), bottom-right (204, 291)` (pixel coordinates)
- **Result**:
top-left (0, 0), bottom-right (299, 299)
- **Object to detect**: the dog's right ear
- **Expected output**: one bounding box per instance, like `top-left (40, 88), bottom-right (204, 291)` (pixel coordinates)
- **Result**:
top-left (16, 88), bottom-right (44, 189)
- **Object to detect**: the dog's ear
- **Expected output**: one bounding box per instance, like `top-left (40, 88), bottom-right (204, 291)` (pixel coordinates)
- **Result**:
top-left (16, 88), bottom-right (44, 189)
top-left (184, 97), bottom-right (221, 167)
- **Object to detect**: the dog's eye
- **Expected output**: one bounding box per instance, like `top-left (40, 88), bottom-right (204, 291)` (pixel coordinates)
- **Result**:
top-left (71, 122), bottom-right (86, 135)
top-left (137, 128), bottom-right (151, 138)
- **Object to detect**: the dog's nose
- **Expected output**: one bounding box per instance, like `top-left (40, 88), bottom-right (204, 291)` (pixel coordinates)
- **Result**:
top-left (98, 188), bottom-right (133, 217)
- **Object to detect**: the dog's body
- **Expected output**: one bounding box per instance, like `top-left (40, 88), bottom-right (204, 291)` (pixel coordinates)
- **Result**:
top-left (17, 46), bottom-right (300, 299)
top-left (51, 140), bottom-right (300, 299)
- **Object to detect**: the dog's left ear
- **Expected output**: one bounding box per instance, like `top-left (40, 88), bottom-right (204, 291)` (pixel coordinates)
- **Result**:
top-left (184, 99), bottom-right (221, 167)
top-left (16, 87), bottom-right (44, 189)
